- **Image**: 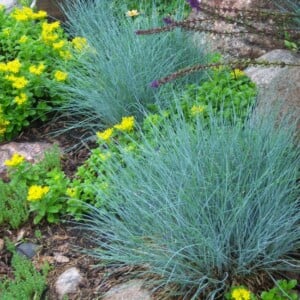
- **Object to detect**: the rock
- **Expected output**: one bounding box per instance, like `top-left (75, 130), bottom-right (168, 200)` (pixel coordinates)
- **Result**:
top-left (102, 280), bottom-right (152, 300)
top-left (53, 253), bottom-right (70, 263)
top-left (190, 0), bottom-right (286, 60)
top-left (16, 242), bottom-right (39, 259)
top-left (0, 238), bottom-right (4, 251)
top-left (245, 49), bottom-right (300, 133)
top-left (0, 142), bottom-right (54, 173)
top-left (0, 0), bottom-right (17, 11)
top-left (55, 267), bottom-right (83, 299)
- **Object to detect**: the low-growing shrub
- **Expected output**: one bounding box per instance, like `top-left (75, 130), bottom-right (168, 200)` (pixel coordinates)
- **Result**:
top-left (179, 67), bottom-right (256, 124)
top-left (57, 0), bottom-right (207, 134)
top-left (0, 5), bottom-right (86, 141)
top-left (78, 110), bottom-right (299, 299)
top-left (0, 241), bottom-right (48, 300)
top-left (1, 146), bottom-right (69, 225)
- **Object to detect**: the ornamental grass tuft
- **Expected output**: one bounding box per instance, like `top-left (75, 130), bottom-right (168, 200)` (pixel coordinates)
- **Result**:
top-left (57, 0), bottom-right (207, 134)
top-left (79, 110), bottom-right (300, 299)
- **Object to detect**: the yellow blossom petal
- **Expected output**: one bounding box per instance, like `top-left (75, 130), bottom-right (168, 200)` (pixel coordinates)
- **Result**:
top-left (4, 153), bottom-right (25, 167)
top-left (114, 116), bottom-right (135, 132)
top-left (27, 185), bottom-right (50, 202)
top-left (96, 128), bottom-right (114, 142)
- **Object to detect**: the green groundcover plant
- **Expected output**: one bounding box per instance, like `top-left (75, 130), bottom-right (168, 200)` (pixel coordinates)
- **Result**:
top-left (0, 241), bottom-right (48, 300)
top-left (78, 109), bottom-right (299, 299)
top-left (1, 146), bottom-right (69, 225)
top-left (57, 0), bottom-right (207, 135)
top-left (0, 5), bottom-right (86, 141)
top-left (226, 279), bottom-right (299, 300)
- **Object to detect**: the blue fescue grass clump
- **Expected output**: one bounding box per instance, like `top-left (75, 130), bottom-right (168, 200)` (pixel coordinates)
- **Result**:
top-left (58, 0), bottom-right (207, 132)
top-left (80, 111), bottom-right (300, 299)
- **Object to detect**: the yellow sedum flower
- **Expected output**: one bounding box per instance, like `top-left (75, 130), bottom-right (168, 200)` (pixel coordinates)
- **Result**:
top-left (0, 62), bottom-right (7, 72)
top-left (126, 10), bottom-right (139, 17)
top-left (41, 21), bottom-right (60, 44)
top-left (59, 50), bottom-right (72, 60)
top-left (19, 35), bottom-right (28, 43)
top-left (0, 118), bottom-right (10, 136)
top-left (27, 185), bottom-right (50, 202)
top-left (231, 287), bottom-right (251, 300)
top-left (52, 40), bottom-right (65, 50)
top-left (66, 187), bottom-right (77, 198)
top-left (96, 128), bottom-right (114, 142)
top-left (6, 59), bottom-right (22, 73)
top-left (72, 37), bottom-right (87, 51)
top-left (4, 153), bottom-right (25, 167)
top-left (231, 68), bottom-right (245, 79)
top-left (14, 92), bottom-right (27, 105)
top-left (5, 75), bottom-right (29, 89)
top-left (32, 10), bottom-right (47, 19)
top-left (11, 7), bottom-right (34, 21)
top-left (29, 63), bottom-right (46, 75)
top-left (191, 105), bottom-right (206, 116)
top-left (114, 116), bottom-right (135, 132)
top-left (54, 70), bottom-right (68, 81)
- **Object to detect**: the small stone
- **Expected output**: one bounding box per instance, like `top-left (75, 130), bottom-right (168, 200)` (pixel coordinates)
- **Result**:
top-left (16, 242), bottom-right (39, 259)
top-left (53, 253), bottom-right (70, 263)
top-left (0, 238), bottom-right (4, 251)
top-left (0, 0), bottom-right (17, 11)
top-left (55, 267), bottom-right (83, 299)
top-left (102, 280), bottom-right (152, 300)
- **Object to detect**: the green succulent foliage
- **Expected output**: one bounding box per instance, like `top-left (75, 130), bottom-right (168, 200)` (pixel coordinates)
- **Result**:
top-left (0, 243), bottom-right (48, 300)
top-left (2, 146), bottom-right (70, 225)
top-left (261, 280), bottom-right (298, 300)
top-left (0, 180), bottom-right (29, 229)
top-left (180, 68), bottom-right (257, 124)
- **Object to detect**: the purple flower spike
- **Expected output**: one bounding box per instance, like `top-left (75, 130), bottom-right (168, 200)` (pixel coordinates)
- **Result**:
top-left (163, 17), bottom-right (173, 25)
top-left (150, 80), bottom-right (160, 88)
top-left (187, 0), bottom-right (201, 11)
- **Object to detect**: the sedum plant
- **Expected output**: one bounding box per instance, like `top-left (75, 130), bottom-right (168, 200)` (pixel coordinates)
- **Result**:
top-left (1, 146), bottom-right (69, 225)
top-left (78, 109), bottom-right (299, 299)
top-left (0, 241), bottom-right (48, 300)
top-left (0, 5), bottom-right (87, 141)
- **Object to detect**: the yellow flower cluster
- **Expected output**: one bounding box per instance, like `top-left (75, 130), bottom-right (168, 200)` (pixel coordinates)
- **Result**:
top-left (0, 59), bottom-right (22, 73)
top-left (191, 105), bottom-right (206, 116)
top-left (27, 185), bottom-right (50, 202)
top-left (5, 75), bottom-right (29, 89)
top-left (126, 10), bottom-right (139, 17)
top-left (72, 37), bottom-right (88, 51)
top-left (54, 70), bottom-right (68, 82)
top-left (96, 116), bottom-right (135, 142)
top-left (231, 287), bottom-right (251, 300)
top-left (29, 63), bottom-right (46, 75)
top-left (41, 21), bottom-right (60, 44)
top-left (231, 69), bottom-right (246, 79)
top-left (19, 35), bottom-right (28, 43)
top-left (114, 116), bottom-right (135, 132)
top-left (4, 153), bottom-right (25, 167)
top-left (66, 187), bottom-right (77, 198)
top-left (14, 92), bottom-right (28, 105)
top-left (11, 7), bottom-right (47, 22)
top-left (96, 128), bottom-right (114, 142)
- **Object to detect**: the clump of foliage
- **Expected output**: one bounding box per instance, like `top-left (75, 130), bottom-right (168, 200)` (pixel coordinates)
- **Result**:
top-left (0, 241), bottom-right (48, 300)
top-left (66, 67), bottom-right (256, 219)
top-left (0, 180), bottom-right (29, 229)
top-left (78, 110), bottom-right (299, 299)
top-left (0, 5), bottom-right (87, 141)
top-left (57, 0), bottom-right (207, 134)
top-left (179, 67), bottom-right (256, 123)
top-left (226, 279), bottom-right (299, 300)
top-left (1, 146), bottom-right (69, 225)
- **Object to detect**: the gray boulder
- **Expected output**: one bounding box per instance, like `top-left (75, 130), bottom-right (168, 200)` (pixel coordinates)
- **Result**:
top-left (245, 49), bottom-right (300, 134)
